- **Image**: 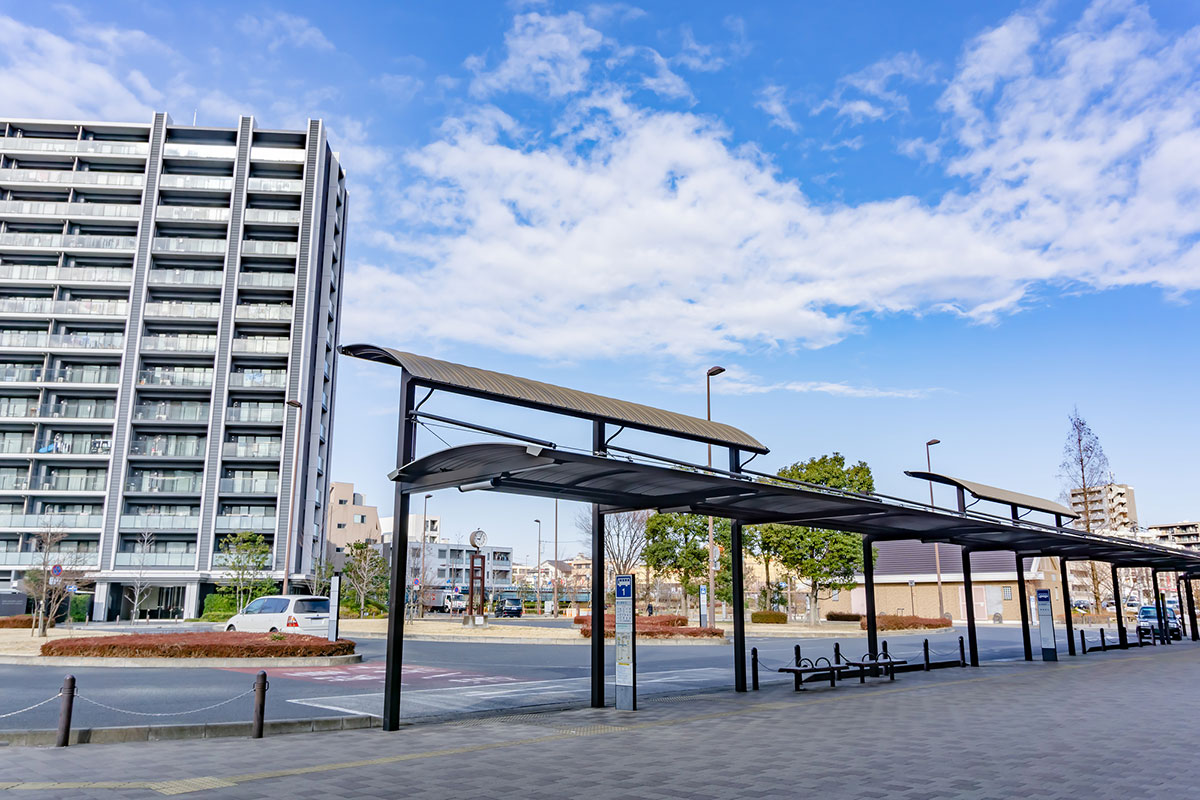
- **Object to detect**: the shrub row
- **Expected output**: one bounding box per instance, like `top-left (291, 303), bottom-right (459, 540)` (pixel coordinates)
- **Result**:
top-left (580, 625), bottom-right (725, 639)
top-left (860, 614), bottom-right (952, 631)
top-left (826, 611), bottom-right (863, 622)
top-left (0, 614), bottom-right (52, 629)
top-left (572, 614), bottom-right (687, 627)
top-left (40, 632), bottom-right (355, 658)
top-left (750, 610), bottom-right (787, 624)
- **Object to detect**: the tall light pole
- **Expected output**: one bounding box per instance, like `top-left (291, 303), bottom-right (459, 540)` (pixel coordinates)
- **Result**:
top-left (281, 398), bottom-right (303, 595)
top-left (926, 438), bottom-right (944, 619)
top-left (706, 366), bottom-right (725, 626)
top-left (553, 499), bottom-right (559, 618)
top-left (535, 518), bottom-right (542, 615)
top-left (418, 493), bottom-right (432, 617)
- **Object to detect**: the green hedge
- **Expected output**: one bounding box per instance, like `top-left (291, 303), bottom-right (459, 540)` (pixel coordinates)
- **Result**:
top-left (751, 610), bottom-right (787, 624)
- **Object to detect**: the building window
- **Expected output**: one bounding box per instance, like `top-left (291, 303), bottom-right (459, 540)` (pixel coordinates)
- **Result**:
top-left (1002, 586), bottom-right (1013, 600)
top-left (353, 513), bottom-right (366, 524)
top-left (338, 498), bottom-right (348, 505)
top-left (831, 589), bottom-right (840, 601)
top-left (336, 522), bottom-right (346, 529)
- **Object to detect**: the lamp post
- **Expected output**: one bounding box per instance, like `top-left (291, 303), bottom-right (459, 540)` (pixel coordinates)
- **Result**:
top-left (281, 398), bottom-right (303, 595)
top-left (418, 493), bottom-right (432, 617)
top-left (535, 518), bottom-right (542, 615)
top-left (925, 438), bottom-right (944, 619)
top-left (553, 499), bottom-right (559, 618)
top-left (706, 366), bottom-right (725, 626)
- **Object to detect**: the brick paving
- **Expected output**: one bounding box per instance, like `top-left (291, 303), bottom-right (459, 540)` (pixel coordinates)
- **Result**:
top-left (2, 644), bottom-right (1199, 798)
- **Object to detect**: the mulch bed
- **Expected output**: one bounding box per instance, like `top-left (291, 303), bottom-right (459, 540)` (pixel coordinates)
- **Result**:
top-left (0, 615), bottom-right (49, 629)
top-left (40, 632), bottom-right (355, 658)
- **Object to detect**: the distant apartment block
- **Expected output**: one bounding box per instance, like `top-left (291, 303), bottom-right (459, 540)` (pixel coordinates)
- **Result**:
top-left (1149, 521), bottom-right (1200, 550)
top-left (1070, 483), bottom-right (1138, 532)
top-left (326, 481), bottom-right (381, 549)
top-left (0, 113), bottom-right (347, 620)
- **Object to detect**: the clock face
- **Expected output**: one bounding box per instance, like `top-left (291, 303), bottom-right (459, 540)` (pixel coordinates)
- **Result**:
top-left (469, 529), bottom-right (487, 548)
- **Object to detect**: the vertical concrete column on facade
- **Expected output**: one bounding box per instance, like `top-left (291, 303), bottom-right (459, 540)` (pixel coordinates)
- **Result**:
top-left (183, 582), bottom-right (200, 620)
top-left (91, 581), bottom-right (110, 622)
top-left (1015, 553), bottom-right (1032, 661)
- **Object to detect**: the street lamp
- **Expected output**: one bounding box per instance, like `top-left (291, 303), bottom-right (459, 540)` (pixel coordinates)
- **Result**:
top-left (925, 438), bottom-right (944, 619)
top-left (281, 398), bottom-right (303, 595)
top-left (706, 366), bottom-right (725, 626)
top-left (418, 493), bottom-right (432, 617)
top-left (535, 519), bottom-right (542, 615)
top-left (553, 499), bottom-right (559, 618)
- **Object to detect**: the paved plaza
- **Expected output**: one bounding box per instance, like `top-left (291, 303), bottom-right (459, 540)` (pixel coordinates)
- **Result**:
top-left (2, 642), bottom-right (1198, 798)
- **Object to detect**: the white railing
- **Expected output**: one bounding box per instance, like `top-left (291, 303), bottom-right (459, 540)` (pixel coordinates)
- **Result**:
top-left (1, 137), bottom-right (149, 156)
top-left (0, 402), bottom-right (116, 420)
top-left (219, 479), bottom-right (280, 493)
top-left (0, 264), bottom-right (132, 283)
top-left (228, 372), bottom-right (286, 388)
top-left (125, 477), bottom-right (203, 493)
top-left (0, 232), bottom-right (136, 251)
top-left (128, 439), bottom-right (205, 457)
top-left (151, 237), bottom-right (227, 255)
top-left (136, 369), bottom-right (213, 387)
top-left (131, 404), bottom-right (210, 422)
top-left (250, 146), bottom-right (305, 163)
top-left (141, 336), bottom-right (217, 353)
top-left (231, 339), bottom-right (289, 354)
top-left (234, 304), bottom-right (292, 321)
top-left (246, 177), bottom-right (302, 193)
top-left (222, 442), bottom-right (281, 458)
top-left (155, 206), bottom-right (232, 223)
top-left (119, 514), bottom-right (201, 530)
top-left (0, 551), bottom-right (100, 566)
top-left (215, 515), bottom-right (276, 531)
top-left (0, 514), bottom-right (102, 529)
top-left (226, 406), bottom-right (284, 423)
top-left (238, 271), bottom-right (295, 288)
top-left (158, 174), bottom-right (233, 191)
top-left (244, 208), bottom-right (300, 224)
top-left (144, 302), bottom-right (220, 320)
top-left (241, 240), bottom-right (298, 257)
top-left (32, 476), bottom-right (108, 491)
top-left (147, 269), bottom-right (224, 286)
top-left (162, 142), bottom-right (236, 159)
top-left (0, 168), bottom-right (145, 187)
top-left (114, 551), bottom-right (196, 567)
top-left (0, 200), bottom-right (141, 219)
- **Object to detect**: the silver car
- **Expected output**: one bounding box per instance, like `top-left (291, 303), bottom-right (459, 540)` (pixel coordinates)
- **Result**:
top-left (225, 595), bottom-right (330, 635)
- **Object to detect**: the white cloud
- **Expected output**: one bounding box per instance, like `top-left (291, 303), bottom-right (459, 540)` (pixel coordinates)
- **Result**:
top-left (377, 73), bottom-right (424, 103)
top-left (468, 12), bottom-right (604, 98)
top-left (641, 50), bottom-right (693, 101)
top-left (346, 1), bottom-right (1200, 364)
top-left (237, 12), bottom-right (334, 53)
top-left (815, 50), bottom-right (938, 124)
top-left (755, 84), bottom-right (797, 132)
top-left (672, 16), bottom-right (751, 72)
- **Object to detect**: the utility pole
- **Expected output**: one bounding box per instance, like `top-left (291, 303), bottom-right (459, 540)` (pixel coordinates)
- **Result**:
top-left (418, 494), bottom-right (432, 617)
top-left (705, 366), bottom-right (725, 627)
top-left (926, 438), bottom-right (944, 619)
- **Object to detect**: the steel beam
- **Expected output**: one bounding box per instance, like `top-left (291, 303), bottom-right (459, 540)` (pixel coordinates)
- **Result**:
top-left (729, 447), bottom-right (747, 692)
top-left (1188, 576), bottom-right (1199, 642)
top-left (1060, 558), bottom-right (1075, 656)
top-left (591, 421), bottom-right (606, 708)
top-left (962, 548), bottom-right (979, 666)
top-left (383, 373), bottom-right (416, 731)
top-left (1111, 564), bottom-right (1127, 648)
top-left (863, 536), bottom-right (878, 660)
top-left (1015, 552), bottom-right (1032, 661)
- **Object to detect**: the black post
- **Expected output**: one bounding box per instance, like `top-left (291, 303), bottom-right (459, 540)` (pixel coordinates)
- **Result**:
top-left (863, 536), bottom-right (878, 660)
top-left (751, 647), bottom-right (759, 690)
top-left (1151, 569), bottom-right (1164, 645)
top-left (1176, 576), bottom-right (1186, 639)
top-left (55, 674), bottom-right (75, 748)
top-left (794, 643), bottom-right (802, 666)
top-left (833, 641), bottom-right (841, 664)
top-left (1111, 564), bottom-right (1128, 648)
top-left (1187, 576), bottom-right (1198, 642)
top-left (792, 644), bottom-right (802, 691)
top-left (383, 374), bottom-right (416, 732)
top-left (961, 548), bottom-right (979, 666)
top-left (1159, 590), bottom-right (1170, 644)
top-left (252, 670), bottom-right (267, 739)
top-left (728, 447), bottom-right (747, 693)
top-left (958, 635), bottom-right (966, 667)
top-left (1079, 629), bottom-right (1086, 655)
top-left (1100, 629), bottom-right (1106, 652)
top-left (923, 638), bottom-right (930, 671)
top-left (591, 421), bottom-right (606, 708)
top-left (1060, 558), bottom-right (1076, 656)
top-left (1015, 553), bottom-right (1032, 662)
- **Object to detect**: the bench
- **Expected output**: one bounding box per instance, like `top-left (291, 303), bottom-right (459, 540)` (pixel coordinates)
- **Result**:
top-left (841, 653), bottom-right (909, 682)
top-left (777, 657), bottom-right (854, 690)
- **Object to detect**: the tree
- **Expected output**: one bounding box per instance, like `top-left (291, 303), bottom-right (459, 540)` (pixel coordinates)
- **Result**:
top-left (343, 541), bottom-right (387, 618)
top-left (1059, 408), bottom-right (1112, 611)
top-left (576, 509), bottom-right (651, 578)
top-left (24, 524), bottom-right (93, 637)
top-left (305, 553), bottom-right (335, 598)
top-left (216, 531), bottom-right (275, 611)
top-left (125, 530), bottom-right (156, 624)
top-left (643, 513), bottom-right (708, 615)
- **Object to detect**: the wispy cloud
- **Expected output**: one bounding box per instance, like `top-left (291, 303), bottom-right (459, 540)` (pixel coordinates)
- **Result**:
top-left (755, 84), bottom-right (797, 131)
top-left (237, 12), bottom-right (334, 53)
top-left (467, 11), bottom-right (604, 98)
top-left (813, 50), bottom-right (938, 124)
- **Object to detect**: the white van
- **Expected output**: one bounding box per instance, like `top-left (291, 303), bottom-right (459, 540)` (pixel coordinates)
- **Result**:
top-left (224, 595), bottom-right (330, 635)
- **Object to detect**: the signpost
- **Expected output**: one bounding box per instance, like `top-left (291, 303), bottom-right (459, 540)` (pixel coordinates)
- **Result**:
top-left (1036, 588), bottom-right (1057, 662)
top-left (615, 574), bottom-right (636, 711)
top-left (698, 583), bottom-right (708, 628)
top-left (50, 564), bottom-right (62, 578)
top-left (328, 574), bottom-right (342, 642)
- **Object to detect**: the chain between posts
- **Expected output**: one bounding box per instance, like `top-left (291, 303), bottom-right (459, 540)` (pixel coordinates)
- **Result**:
top-left (74, 688), bottom-right (256, 717)
top-left (0, 693), bottom-right (60, 719)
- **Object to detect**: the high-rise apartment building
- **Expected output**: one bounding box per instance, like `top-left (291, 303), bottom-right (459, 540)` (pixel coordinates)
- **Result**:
top-left (0, 113), bottom-right (347, 620)
top-left (1069, 483), bottom-right (1138, 532)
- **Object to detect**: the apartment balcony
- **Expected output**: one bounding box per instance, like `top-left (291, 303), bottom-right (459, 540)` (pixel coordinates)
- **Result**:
top-left (228, 371), bottom-right (286, 389)
top-left (163, 142), bottom-right (236, 160)
top-left (158, 174), bottom-right (233, 192)
top-left (0, 550), bottom-right (99, 567)
top-left (0, 476), bottom-right (30, 491)
top-left (131, 403), bottom-right (210, 423)
top-left (114, 551), bottom-right (196, 567)
top-left (249, 146), bottom-right (305, 163)
top-left (128, 439), bottom-right (205, 458)
top-left (136, 369), bottom-right (213, 389)
top-left (151, 237), bottom-right (227, 256)
top-left (0, 436), bottom-right (34, 455)
top-left (0, 200), bottom-right (141, 220)
top-left (0, 298), bottom-right (128, 317)
top-left (240, 240), bottom-right (297, 258)
top-left (222, 442), bottom-right (281, 459)
top-left (226, 406), bottom-right (284, 424)
top-left (0, 331), bottom-right (124, 351)
top-left (0, 168), bottom-right (145, 190)
top-left (215, 514), bottom-right (276, 531)
top-left (0, 365), bottom-right (120, 385)
top-left (234, 304), bottom-right (292, 322)
top-left (144, 301), bottom-right (220, 320)
top-left (0, 264), bottom-right (131, 284)
top-left (155, 205), bottom-right (232, 224)
top-left (32, 435), bottom-right (112, 455)
top-left (238, 271), bottom-right (295, 289)
top-left (147, 268), bottom-right (224, 287)
top-left (119, 514), bottom-right (201, 530)
top-left (0, 513), bottom-right (102, 529)
top-left (0, 402), bottom-right (116, 421)
top-left (0, 232), bottom-right (137, 252)
top-left (219, 478), bottom-right (279, 494)
top-left (231, 339), bottom-right (289, 355)
top-left (32, 475), bottom-right (107, 492)
top-left (246, 177), bottom-right (301, 194)
top-left (0, 137), bottom-right (149, 157)
top-left (124, 476), bottom-right (203, 493)
top-left (140, 335), bottom-right (216, 354)
top-left (243, 208), bottom-right (301, 225)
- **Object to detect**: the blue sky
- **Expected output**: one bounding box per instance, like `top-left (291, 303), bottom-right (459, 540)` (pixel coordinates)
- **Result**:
top-left (3, 0), bottom-right (1198, 560)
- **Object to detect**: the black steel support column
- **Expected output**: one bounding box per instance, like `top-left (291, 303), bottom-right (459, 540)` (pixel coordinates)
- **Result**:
top-left (1187, 576), bottom-right (1198, 642)
top-left (863, 536), bottom-right (878, 660)
top-left (590, 421), bottom-right (606, 708)
top-left (962, 548), bottom-right (978, 666)
top-left (1151, 569), bottom-right (1164, 645)
top-left (728, 447), bottom-right (747, 692)
top-left (1015, 553), bottom-right (1032, 662)
top-left (1060, 558), bottom-right (1076, 656)
top-left (1111, 564), bottom-right (1128, 648)
top-left (383, 374), bottom-right (416, 732)
top-left (1176, 576), bottom-right (1186, 639)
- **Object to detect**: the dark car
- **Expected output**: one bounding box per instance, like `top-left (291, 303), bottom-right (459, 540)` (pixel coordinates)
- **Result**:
top-left (1136, 605), bottom-right (1182, 640)
top-left (494, 598), bottom-right (523, 618)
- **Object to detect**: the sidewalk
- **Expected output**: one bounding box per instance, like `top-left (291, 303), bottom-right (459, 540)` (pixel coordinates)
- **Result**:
top-left (4, 642), bottom-right (1198, 797)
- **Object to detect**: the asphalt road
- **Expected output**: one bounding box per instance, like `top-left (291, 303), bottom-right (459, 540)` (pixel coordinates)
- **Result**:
top-left (0, 624), bottom-right (1106, 732)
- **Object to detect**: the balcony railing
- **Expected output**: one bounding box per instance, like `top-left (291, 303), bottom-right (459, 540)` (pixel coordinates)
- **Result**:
top-left (0, 551), bottom-right (99, 567)
top-left (0, 232), bottom-right (137, 251)
top-left (249, 146), bottom-right (305, 163)
top-left (215, 514), bottom-right (276, 531)
top-left (240, 240), bottom-right (297, 257)
top-left (0, 264), bottom-right (132, 283)
top-left (151, 237), bottom-right (227, 255)
top-left (119, 514), bottom-right (201, 530)
top-left (147, 268), bottom-right (224, 287)
top-left (136, 369), bottom-right (213, 388)
top-left (219, 478), bottom-right (279, 494)
top-left (32, 476), bottom-right (107, 491)
top-left (0, 331), bottom-right (124, 350)
top-left (114, 551), bottom-right (196, 567)
top-left (163, 142), bottom-right (236, 159)
top-left (243, 208), bottom-right (301, 224)
top-left (158, 174), bottom-right (233, 191)
top-left (124, 476), bottom-right (203, 493)
top-left (0, 298), bottom-right (128, 316)
top-left (238, 271), bottom-right (295, 289)
top-left (1, 137), bottom-right (149, 156)
top-left (132, 404), bottom-right (210, 422)
top-left (231, 339), bottom-right (289, 354)
top-left (0, 403), bottom-right (116, 420)
top-left (234, 304), bottom-right (292, 321)
top-left (226, 406), bottom-right (284, 423)
top-left (0, 365), bottom-right (120, 384)
top-left (0, 168), bottom-right (145, 188)
top-left (246, 177), bottom-right (302, 193)
top-left (128, 440), bottom-right (205, 457)
top-left (141, 336), bottom-right (216, 353)
top-left (0, 477), bottom-right (30, 490)
top-left (0, 513), bottom-right (102, 529)
top-left (144, 302), bottom-right (220, 319)
top-left (33, 436), bottom-right (112, 455)
top-left (222, 442), bottom-right (281, 458)
top-left (228, 371), bottom-right (286, 389)
top-left (0, 436), bottom-right (34, 454)
top-left (0, 200), bottom-right (141, 219)
top-left (155, 205), bottom-right (232, 223)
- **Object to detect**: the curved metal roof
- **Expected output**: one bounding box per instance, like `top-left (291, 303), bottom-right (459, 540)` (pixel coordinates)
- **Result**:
top-left (340, 343), bottom-right (768, 454)
top-left (904, 470), bottom-right (1078, 520)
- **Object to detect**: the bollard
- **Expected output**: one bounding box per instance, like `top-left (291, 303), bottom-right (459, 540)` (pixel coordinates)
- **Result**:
top-left (56, 675), bottom-right (76, 748)
top-left (1079, 629), bottom-right (1087, 655)
top-left (833, 642), bottom-right (841, 664)
top-left (958, 635), bottom-right (966, 667)
top-left (923, 639), bottom-right (930, 671)
top-left (252, 671), bottom-right (268, 739)
top-left (751, 647), bottom-right (759, 691)
top-left (1100, 629), bottom-right (1107, 652)
top-left (794, 643), bottom-right (802, 667)
top-left (881, 640), bottom-right (889, 658)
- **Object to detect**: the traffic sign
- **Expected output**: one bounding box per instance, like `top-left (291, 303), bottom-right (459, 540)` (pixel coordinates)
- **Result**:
top-left (66, 585), bottom-right (77, 594)
top-left (50, 564), bottom-right (62, 577)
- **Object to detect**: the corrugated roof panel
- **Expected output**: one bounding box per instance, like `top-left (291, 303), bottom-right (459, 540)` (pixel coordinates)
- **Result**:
top-left (905, 471), bottom-right (1078, 519)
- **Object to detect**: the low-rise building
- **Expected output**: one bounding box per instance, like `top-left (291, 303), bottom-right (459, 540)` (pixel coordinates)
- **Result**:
top-left (326, 482), bottom-right (381, 549)
top-left (1148, 521), bottom-right (1200, 550)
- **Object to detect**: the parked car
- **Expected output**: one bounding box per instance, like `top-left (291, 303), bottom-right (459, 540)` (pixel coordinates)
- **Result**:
top-left (494, 598), bottom-right (523, 618)
top-left (1071, 599), bottom-right (1093, 612)
top-left (1135, 605), bottom-right (1182, 641)
top-left (1102, 600), bottom-right (1116, 612)
top-left (225, 595), bottom-right (330, 635)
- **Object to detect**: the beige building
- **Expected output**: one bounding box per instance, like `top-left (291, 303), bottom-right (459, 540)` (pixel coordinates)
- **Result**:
top-left (1070, 483), bottom-right (1138, 532)
top-left (327, 482), bottom-right (381, 549)
top-left (1148, 521), bottom-right (1200, 550)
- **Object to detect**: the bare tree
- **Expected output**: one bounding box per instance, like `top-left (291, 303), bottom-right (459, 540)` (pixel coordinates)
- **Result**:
top-left (124, 531), bottom-right (155, 624)
top-left (343, 541), bottom-right (387, 618)
top-left (576, 509), bottom-right (650, 576)
top-left (304, 553), bottom-right (335, 598)
top-left (1059, 407), bottom-right (1112, 612)
top-left (24, 524), bottom-right (93, 637)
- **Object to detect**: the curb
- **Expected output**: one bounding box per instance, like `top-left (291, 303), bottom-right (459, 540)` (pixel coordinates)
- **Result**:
top-left (0, 653), bottom-right (363, 669)
top-left (0, 714), bottom-right (381, 747)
